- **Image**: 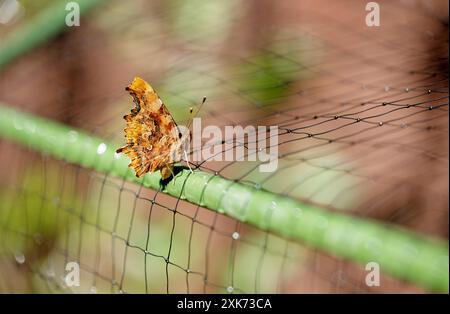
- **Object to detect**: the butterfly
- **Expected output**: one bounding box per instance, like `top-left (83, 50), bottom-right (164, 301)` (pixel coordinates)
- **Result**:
top-left (116, 77), bottom-right (189, 180)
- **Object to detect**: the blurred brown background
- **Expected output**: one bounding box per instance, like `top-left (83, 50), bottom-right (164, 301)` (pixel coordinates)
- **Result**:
top-left (0, 0), bottom-right (448, 293)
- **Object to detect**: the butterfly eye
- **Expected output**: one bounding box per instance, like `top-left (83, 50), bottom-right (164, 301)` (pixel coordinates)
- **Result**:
top-left (178, 132), bottom-right (183, 139)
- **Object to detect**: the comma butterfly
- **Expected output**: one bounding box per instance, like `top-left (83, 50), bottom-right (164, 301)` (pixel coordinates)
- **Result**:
top-left (116, 77), bottom-right (187, 180)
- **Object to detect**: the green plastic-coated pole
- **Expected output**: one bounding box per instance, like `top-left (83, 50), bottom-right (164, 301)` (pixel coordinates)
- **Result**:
top-left (0, 103), bottom-right (448, 293)
top-left (0, 0), bottom-right (106, 70)
top-left (0, 0), bottom-right (447, 294)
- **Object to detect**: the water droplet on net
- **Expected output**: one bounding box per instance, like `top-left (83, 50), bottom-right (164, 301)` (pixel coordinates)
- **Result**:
top-left (270, 201), bottom-right (278, 210)
top-left (14, 252), bottom-right (25, 264)
top-left (97, 143), bottom-right (107, 155)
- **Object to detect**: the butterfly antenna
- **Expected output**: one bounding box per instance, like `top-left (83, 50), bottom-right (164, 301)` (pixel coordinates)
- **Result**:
top-left (187, 96), bottom-right (207, 130)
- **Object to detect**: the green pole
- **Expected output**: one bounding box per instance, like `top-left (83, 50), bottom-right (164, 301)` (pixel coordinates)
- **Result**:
top-left (0, 103), bottom-right (448, 293)
top-left (0, 0), bottom-right (106, 70)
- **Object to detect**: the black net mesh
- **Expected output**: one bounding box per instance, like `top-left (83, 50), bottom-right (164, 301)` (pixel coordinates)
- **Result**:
top-left (0, 0), bottom-right (448, 293)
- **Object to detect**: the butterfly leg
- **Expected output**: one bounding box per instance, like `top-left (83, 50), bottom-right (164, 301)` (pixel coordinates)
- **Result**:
top-left (184, 150), bottom-right (194, 174)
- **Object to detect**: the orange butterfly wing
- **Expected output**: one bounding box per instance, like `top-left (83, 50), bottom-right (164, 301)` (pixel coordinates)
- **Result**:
top-left (116, 77), bottom-right (184, 179)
